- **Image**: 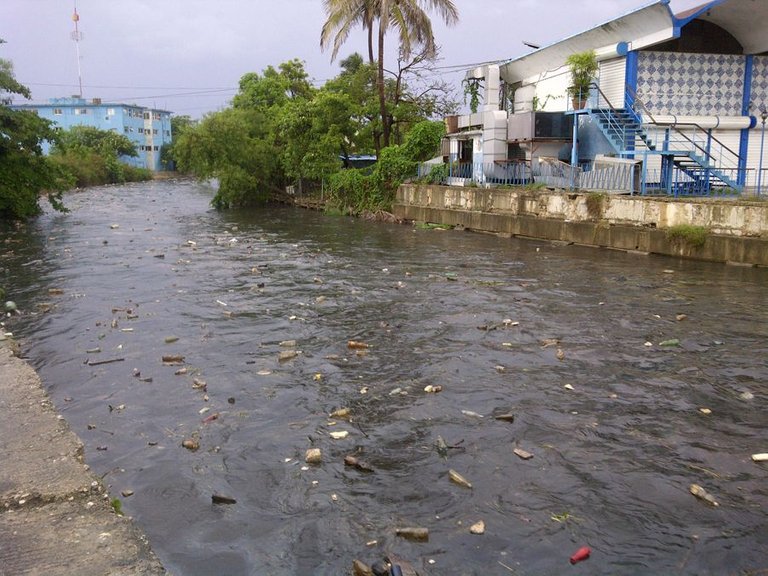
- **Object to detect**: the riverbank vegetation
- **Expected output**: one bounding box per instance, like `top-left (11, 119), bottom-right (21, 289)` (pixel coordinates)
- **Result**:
top-left (172, 0), bottom-right (460, 215)
top-left (0, 41), bottom-right (71, 219)
top-left (49, 126), bottom-right (152, 188)
top-left (1, 40), bottom-right (151, 220)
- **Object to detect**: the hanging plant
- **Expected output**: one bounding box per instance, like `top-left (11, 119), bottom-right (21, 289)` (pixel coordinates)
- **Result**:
top-left (462, 77), bottom-right (484, 114)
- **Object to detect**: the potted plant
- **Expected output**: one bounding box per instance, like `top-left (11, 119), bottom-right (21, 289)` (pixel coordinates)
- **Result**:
top-left (565, 50), bottom-right (597, 109)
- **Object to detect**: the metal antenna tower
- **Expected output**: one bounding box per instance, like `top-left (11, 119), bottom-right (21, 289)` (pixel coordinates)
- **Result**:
top-left (71, 0), bottom-right (84, 97)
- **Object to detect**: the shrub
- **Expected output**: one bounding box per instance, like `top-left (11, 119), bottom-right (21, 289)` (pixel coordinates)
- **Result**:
top-left (424, 163), bottom-right (449, 184)
top-left (585, 192), bottom-right (606, 219)
top-left (666, 224), bottom-right (708, 248)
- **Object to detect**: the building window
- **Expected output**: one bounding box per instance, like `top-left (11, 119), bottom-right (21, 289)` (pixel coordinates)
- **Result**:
top-left (143, 112), bottom-right (150, 120)
top-left (152, 112), bottom-right (161, 120)
top-left (124, 127), bottom-right (130, 133)
top-left (106, 108), bottom-right (115, 116)
top-left (53, 108), bottom-right (63, 115)
top-left (138, 128), bottom-right (144, 134)
top-left (154, 145), bottom-right (159, 151)
top-left (153, 129), bottom-right (158, 135)
top-left (74, 108), bottom-right (88, 115)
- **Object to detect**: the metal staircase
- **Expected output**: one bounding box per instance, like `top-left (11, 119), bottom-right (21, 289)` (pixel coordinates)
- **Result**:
top-left (585, 84), bottom-right (742, 194)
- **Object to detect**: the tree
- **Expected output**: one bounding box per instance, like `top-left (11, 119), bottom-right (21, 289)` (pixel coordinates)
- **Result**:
top-left (278, 91), bottom-right (359, 187)
top-left (233, 59), bottom-right (314, 112)
top-left (174, 107), bottom-right (279, 209)
top-left (321, 0), bottom-right (458, 150)
top-left (177, 60), bottom-right (321, 208)
top-left (321, 0), bottom-right (377, 65)
top-left (161, 114), bottom-right (195, 170)
top-left (54, 125), bottom-right (138, 158)
top-left (323, 53), bottom-right (380, 151)
top-left (49, 125), bottom-right (143, 185)
top-left (0, 41), bottom-right (71, 219)
top-left (388, 46), bottom-right (458, 144)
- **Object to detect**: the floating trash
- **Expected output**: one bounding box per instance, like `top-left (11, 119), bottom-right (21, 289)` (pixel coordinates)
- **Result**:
top-left (513, 447), bottom-right (534, 460)
top-left (689, 483), bottom-right (719, 506)
top-left (305, 448), bottom-right (322, 464)
top-left (344, 455), bottom-right (374, 473)
top-left (570, 546), bottom-right (591, 564)
top-left (278, 350), bottom-right (300, 362)
top-left (448, 469), bottom-right (472, 489)
top-left (182, 438), bottom-right (199, 451)
top-left (469, 520), bottom-right (485, 535)
top-left (395, 527), bottom-right (429, 542)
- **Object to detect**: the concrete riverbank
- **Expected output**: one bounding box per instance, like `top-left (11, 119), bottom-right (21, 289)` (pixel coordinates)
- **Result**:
top-left (393, 185), bottom-right (768, 267)
top-left (0, 344), bottom-right (165, 576)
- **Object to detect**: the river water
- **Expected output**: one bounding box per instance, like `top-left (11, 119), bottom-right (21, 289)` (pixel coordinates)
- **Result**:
top-left (1, 180), bottom-right (766, 575)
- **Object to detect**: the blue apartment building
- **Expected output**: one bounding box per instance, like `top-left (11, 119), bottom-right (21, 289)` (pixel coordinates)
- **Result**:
top-left (12, 97), bottom-right (172, 171)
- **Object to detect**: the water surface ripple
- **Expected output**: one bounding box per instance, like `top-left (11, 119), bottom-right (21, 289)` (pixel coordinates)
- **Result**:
top-left (2, 180), bottom-right (767, 575)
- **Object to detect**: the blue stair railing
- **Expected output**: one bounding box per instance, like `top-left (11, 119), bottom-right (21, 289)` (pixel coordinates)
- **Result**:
top-left (586, 83), bottom-right (743, 194)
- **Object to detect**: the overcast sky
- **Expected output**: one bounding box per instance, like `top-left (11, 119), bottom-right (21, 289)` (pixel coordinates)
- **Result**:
top-left (4, 0), bottom-right (707, 118)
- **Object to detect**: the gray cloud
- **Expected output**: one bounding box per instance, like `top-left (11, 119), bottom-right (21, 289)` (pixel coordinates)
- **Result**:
top-left (3, 0), bottom-right (706, 117)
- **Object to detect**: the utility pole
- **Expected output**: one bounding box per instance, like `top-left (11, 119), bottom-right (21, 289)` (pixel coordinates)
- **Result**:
top-left (71, 1), bottom-right (84, 98)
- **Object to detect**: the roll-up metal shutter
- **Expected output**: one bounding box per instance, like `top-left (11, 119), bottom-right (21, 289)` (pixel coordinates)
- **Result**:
top-left (598, 57), bottom-right (627, 109)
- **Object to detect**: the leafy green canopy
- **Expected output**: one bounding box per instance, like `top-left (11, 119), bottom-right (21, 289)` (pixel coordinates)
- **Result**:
top-left (53, 125), bottom-right (138, 158)
top-left (0, 44), bottom-right (72, 219)
top-left (326, 118), bottom-right (444, 213)
top-left (172, 56), bottom-right (451, 213)
top-left (49, 125), bottom-right (150, 187)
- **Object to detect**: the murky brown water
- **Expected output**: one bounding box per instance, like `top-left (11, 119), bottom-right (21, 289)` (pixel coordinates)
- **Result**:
top-left (2, 180), bottom-right (767, 575)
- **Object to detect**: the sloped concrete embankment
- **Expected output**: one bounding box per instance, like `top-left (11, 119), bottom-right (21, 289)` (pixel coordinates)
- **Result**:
top-left (0, 345), bottom-right (165, 576)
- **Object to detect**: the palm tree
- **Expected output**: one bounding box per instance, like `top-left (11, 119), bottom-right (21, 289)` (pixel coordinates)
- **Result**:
top-left (375, 0), bottom-right (457, 146)
top-left (321, 0), bottom-right (458, 149)
top-left (321, 0), bottom-right (376, 65)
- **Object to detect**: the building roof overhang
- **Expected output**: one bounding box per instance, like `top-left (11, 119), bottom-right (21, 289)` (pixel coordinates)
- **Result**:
top-left (499, 0), bottom-right (676, 84)
top-left (498, 0), bottom-right (768, 86)
top-left (675, 0), bottom-right (768, 55)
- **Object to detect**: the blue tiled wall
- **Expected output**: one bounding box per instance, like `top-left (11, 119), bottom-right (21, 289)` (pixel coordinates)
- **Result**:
top-left (751, 56), bottom-right (768, 111)
top-left (637, 52), bottom-right (745, 115)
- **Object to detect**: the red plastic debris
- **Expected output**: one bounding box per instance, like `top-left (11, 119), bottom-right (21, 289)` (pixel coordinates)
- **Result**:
top-left (570, 546), bottom-right (591, 565)
top-left (201, 413), bottom-right (219, 424)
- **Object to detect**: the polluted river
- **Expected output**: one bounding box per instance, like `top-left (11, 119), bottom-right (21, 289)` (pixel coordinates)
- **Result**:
top-left (1, 179), bottom-right (767, 575)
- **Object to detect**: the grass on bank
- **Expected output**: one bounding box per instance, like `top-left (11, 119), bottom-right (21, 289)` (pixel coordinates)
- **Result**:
top-left (666, 224), bottom-right (709, 248)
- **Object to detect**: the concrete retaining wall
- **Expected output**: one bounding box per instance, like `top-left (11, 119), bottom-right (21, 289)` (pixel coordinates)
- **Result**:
top-left (394, 185), bottom-right (768, 266)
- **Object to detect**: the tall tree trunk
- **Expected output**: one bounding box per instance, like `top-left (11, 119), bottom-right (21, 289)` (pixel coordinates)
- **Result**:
top-left (367, 25), bottom-right (375, 65)
top-left (377, 23), bottom-right (390, 148)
